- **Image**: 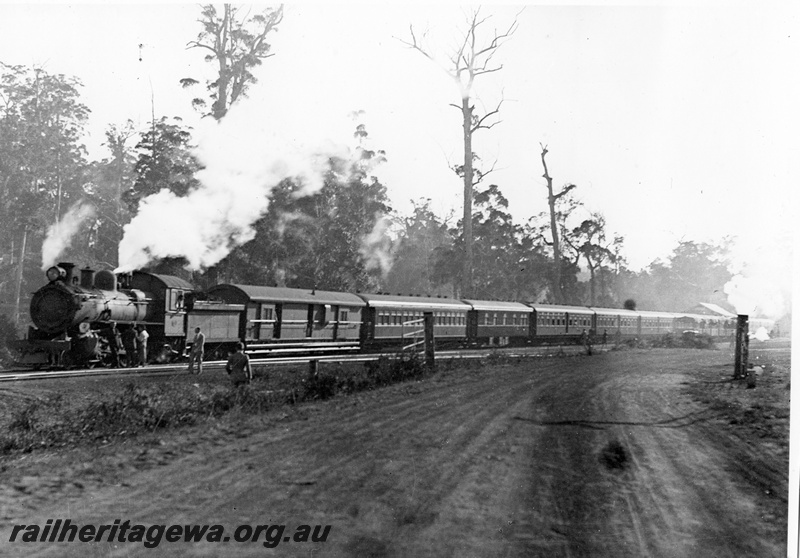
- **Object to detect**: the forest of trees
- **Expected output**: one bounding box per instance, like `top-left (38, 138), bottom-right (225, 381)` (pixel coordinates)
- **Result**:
top-left (0, 4), bottom-right (743, 332)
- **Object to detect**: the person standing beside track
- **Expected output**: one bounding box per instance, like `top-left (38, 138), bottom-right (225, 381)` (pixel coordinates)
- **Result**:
top-left (104, 322), bottom-right (121, 367)
top-left (136, 325), bottom-right (149, 366)
top-left (121, 325), bottom-right (137, 367)
top-left (187, 327), bottom-right (205, 374)
top-left (226, 342), bottom-right (252, 387)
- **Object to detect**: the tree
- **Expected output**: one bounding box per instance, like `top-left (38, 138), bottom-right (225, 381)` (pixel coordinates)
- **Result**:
top-left (470, 184), bottom-right (523, 299)
top-left (539, 144), bottom-right (577, 304)
top-left (82, 121), bottom-right (137, 267)
top-left (401, 8), bottom-right (518, 297)
top-left (0, 64), bottom-right (90, 324)
top-left (432, 183), bottom-right (549, 301)
top-left (565, 214), bottom-right (619, 306)
top-left (182, 4), bottom-right (284, 120)
top-left (214, 125), bottom-right (391, 292)
top-left (383, 199), bottom-right (453, 296)
top-left (125, 117), bottom-right (202, 212)
top-left (528, 167), bottom-right (582, 304)
top-left (625, 240), bottom-right (733, 311)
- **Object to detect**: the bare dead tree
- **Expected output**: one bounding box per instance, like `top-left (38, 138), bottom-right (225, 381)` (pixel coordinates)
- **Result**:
top-left (540, 144), bottom-right (577, 304)
top-left (400, 8), bottom-right (519, 297)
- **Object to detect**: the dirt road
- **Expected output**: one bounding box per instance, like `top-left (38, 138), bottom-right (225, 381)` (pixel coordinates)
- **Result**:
top-left (1, 348), bottom-right (788, 557)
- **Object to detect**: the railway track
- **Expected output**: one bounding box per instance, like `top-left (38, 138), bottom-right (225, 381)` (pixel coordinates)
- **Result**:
top-left (0, 344), bottom-right (593, 383)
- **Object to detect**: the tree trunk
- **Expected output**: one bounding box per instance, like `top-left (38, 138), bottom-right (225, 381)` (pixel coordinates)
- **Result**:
top-left (213, 5), bottom-right (232, 120)
top-left (461, 96), bottom-right (474, 298)
top-left (12, 228), bottom-right (27, 326)
top-left (541, 147), bottom-right (562, 304)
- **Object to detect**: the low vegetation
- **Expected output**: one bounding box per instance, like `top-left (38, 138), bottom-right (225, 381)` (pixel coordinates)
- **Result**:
top-left (0, 354), bottom-right (435, 455)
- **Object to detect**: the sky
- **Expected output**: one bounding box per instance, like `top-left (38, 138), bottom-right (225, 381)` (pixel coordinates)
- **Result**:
top-left (0, 2), bottom-right (797, 287)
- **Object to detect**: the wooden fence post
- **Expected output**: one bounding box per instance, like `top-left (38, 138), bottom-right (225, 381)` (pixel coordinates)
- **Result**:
top-left (733, 314), bottom-right (749, 379)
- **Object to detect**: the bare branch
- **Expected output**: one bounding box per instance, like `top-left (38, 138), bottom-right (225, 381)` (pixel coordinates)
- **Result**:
top-left (186, 40), bottom-right (218, 55)
top-left (471, 98), bottom-right (505, 133)
top-left (396, 25), bottom-right (436, 63)
top-left (553, 183), bottom-right (578, 201)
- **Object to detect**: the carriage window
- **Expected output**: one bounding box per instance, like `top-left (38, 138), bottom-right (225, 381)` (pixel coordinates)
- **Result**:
top-left (263, 307), bottom-right (274, 321)
top-left (340, 309), bottom-right (349, 323)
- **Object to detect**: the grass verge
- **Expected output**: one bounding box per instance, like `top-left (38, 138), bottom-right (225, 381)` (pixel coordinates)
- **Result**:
top-left (0, 353), bottom-right (434, 455)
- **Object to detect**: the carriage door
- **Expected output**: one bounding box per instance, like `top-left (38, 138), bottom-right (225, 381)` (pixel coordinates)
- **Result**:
top-left (245, 304), bottom-right (258, 340)
top-left (332, 306), bottom-right (340, 340)
top-left (466, 310), bottom-right (479, 342)
top-left (306, 306), bottom-right (314, 338)
top-left (252, 305), bottom-right (261, 340)
top-left (274, 304), bottom-right (282, 339)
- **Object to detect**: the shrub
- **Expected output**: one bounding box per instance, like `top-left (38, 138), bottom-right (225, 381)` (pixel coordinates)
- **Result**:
top-left (0, 354), bottom-right (439, 455)
top-left (0, 313), bottom-right (19, 367)
top-left (296, 371), bottom-right (338, 402)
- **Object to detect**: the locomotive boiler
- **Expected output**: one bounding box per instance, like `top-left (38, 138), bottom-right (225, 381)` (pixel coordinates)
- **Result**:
top-left (21, 262), bottom-right (195, 367)
top-left (31, 263), bottom-right (149, 334)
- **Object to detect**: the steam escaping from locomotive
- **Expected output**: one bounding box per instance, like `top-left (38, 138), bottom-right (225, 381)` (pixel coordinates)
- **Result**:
top-left (723, 234), bottom-right (792, 321)
top-left (41, 202), bottom-right (96, 270)
top-left (724, 274), bottom-right (786, 320)
top-left (360, 215), bottom-right (394, 278)
top-left (115, 89), bottom-right (354, 273)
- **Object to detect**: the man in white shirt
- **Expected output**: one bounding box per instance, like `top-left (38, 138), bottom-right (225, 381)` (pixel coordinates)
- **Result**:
top-left (136, 325), bottom-right (149, 366)
top-left (188, 327), bottom-right (206, 374)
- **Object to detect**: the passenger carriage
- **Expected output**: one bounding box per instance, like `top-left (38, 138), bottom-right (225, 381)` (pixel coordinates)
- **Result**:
top-left (590, 307), bottom-right (641, 340)
top-left (635, 310), bottom-right (678, 336)
top-left (528, 304), bottom-right (594, 344)
top-left (207, 284), bottom-right (366, 356)
top-left (461, 299), bottom-right (533, 345)
top-left (356, 293), bottom-right (470, 350)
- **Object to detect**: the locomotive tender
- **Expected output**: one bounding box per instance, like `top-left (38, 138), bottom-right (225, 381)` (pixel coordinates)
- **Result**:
top-left (19, 261), bottom-right (749, 368)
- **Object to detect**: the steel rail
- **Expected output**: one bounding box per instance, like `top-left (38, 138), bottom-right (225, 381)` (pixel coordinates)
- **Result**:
top-left (0, 345), bottom-right (591, 383)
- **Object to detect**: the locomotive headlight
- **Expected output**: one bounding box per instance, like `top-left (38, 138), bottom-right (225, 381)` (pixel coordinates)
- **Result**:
top-left (46, 266), bottom-right (64, 282)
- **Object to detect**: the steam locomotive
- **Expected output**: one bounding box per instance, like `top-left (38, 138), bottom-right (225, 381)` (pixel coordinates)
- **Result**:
top-left (17, 261), bottom-right (762, 368)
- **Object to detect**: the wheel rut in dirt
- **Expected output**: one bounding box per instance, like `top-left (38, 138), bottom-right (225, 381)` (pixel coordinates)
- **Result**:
top-left (3, 349), bottom-right (787, 557)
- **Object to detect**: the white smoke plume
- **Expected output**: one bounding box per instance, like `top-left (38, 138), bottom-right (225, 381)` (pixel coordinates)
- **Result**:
top-left (360, 215), bottom-right (394, 278)
top-left (41, 202), bottom-right (96, 270)
top-left (724, 233), bottom-right (792, 320)
top-left (116, 86), bottom-right (355, 273)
